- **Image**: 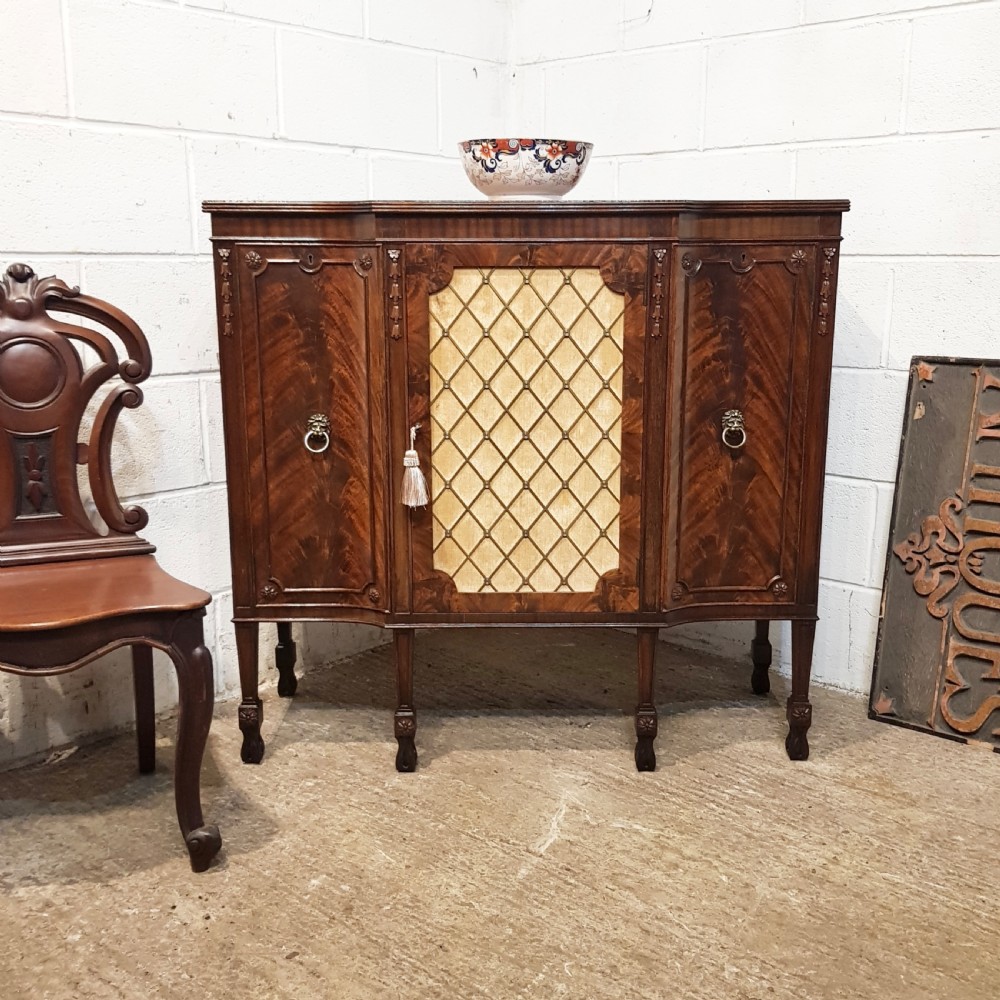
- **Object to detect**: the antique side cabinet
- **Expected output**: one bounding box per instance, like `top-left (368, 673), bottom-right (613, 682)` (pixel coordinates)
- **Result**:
top-left (204, 200), bottom-right (847, 772)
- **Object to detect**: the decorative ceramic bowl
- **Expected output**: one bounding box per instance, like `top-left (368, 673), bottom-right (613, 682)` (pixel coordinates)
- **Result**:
top-left (458, 138), bottom-right (593, 198)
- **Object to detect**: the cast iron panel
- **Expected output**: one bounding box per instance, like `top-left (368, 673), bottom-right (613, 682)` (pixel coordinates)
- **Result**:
top-left (871, 357), bottom-right (1000, 751)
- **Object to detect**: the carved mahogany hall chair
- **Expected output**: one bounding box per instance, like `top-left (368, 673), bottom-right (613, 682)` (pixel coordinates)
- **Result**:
top-left (0, 263), bottom-right (221, 872)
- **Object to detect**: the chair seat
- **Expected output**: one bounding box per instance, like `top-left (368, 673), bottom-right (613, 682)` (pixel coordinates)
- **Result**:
top-left (0, 555), bottom-right (210, 632)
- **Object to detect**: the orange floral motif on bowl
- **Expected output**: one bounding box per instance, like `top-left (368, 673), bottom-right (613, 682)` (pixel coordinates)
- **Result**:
top-left (458, 138), bottom-right (593, 197)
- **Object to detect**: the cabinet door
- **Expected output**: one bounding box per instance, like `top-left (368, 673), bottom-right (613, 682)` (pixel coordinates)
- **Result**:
top-left (401, 242), bottom-right (647, 615)
top-left (664, 243), bottom-right (816, 606)
top-left (237, 245), bottom-right (387, 612)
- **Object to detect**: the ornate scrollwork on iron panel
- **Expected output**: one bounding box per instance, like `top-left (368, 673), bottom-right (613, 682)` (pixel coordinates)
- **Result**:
top-left (871, 359), bottom-right (1000, 751)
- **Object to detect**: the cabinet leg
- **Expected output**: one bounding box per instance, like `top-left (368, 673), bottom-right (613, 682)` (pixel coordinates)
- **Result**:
top-left (131, 643), bottom-right (156, 774)
top-left (393, 628), bottom-right (417, 773)
top-left (275, 621), bottom-right (298, 697)
top-left (751, 619), bottom-right (772, 696)
top-left (634, 627), bottom-right (658, 772)
top-left (785, 619), bottom-right (815, 761)
top-left (235, 621), bottom-right (264, 764)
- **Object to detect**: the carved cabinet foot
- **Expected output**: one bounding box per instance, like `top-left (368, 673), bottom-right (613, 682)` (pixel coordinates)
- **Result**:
top-left (394, 710), bottom-right (418, 772)
top-left (275, 622), bottom-right (298, 698)
top-left (185, 824), bottom-right (223, 873)
top-left (634, 709), bottom-right (658, 772)
top-left (238, 698), bottom-right (265, 764)
top-left (785, 700), bottom-right (812, 761)
top-left (634, 628), bottom-right (658, 771)
top-left (786, 620), bottom-right (815, 760)
top-left (751, 620), bottom-right (772, 695)
top-left (393, 629), bottom-right (417, 772)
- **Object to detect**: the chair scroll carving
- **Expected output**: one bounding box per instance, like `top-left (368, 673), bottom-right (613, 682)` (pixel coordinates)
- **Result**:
top-left (0, 262), bottom-right (155, 566)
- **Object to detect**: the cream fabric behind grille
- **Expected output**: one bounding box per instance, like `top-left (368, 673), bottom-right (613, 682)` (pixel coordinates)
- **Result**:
top-left (429, 267), bottom-right (624, 593)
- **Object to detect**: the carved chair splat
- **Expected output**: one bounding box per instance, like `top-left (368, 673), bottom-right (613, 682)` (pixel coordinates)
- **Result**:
top-left (0, 263), bottom-right (221, 872)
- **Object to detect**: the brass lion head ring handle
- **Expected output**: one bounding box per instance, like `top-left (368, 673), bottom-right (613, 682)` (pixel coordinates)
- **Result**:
top-left (304, 413), bottom-right (331, 454)
top-left (721, 409), bottom-right (746, 450)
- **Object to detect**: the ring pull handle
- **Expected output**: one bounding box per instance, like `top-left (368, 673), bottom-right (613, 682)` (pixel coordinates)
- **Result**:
top-left (304, 413), bottom-right (331, 454)
top-left (721, 409), bottom-right (746, 450)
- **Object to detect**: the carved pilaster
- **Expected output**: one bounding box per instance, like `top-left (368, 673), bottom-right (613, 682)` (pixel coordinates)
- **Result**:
top-left (818, 247), bottom-right (837, 336)
top-left (387, 249), bottom-right (403, 340)
top-left (218, 248), bottom-right (233, 337)
top-left (650, 248), bottom-right (666, 338)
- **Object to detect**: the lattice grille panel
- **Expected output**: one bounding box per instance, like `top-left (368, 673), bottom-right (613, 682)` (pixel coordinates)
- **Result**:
top-left (429, 267), bottom-right (624, 593)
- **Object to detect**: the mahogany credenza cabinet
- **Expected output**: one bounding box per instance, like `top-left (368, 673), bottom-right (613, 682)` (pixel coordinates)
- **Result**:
top-left (204, 200), bottom-right (848, 772)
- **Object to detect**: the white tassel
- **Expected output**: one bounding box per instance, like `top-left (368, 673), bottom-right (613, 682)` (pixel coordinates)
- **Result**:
top-left (401, 423), bottom-right (429, 508)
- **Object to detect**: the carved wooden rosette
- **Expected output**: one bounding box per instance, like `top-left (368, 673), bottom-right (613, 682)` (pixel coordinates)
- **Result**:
top-left (787, 702), bottom-right (812, 731)
top-left (394, 714), bottom-right (416, 737)
top-left (0, 262), bottom-right (155, 566)
top-left (635, 711), bottom-right (658, 736)
top-left (237, 703), bottom-right (259, 727)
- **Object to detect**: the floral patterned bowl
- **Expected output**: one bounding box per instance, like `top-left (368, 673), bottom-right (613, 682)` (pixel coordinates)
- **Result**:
top-left (458, 138), bottom-right (593, 198)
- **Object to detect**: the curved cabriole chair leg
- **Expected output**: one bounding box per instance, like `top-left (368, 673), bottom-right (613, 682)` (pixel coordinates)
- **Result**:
top-left (169, 616), bottom-right (222, 872)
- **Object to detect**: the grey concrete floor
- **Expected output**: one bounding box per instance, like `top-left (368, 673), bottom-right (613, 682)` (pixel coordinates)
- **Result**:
top-left (0, 628), bottom-right (996, 999)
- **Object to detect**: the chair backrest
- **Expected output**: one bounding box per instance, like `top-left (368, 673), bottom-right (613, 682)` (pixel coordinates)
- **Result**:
top-left (0, 263), bottom-right (155, 566)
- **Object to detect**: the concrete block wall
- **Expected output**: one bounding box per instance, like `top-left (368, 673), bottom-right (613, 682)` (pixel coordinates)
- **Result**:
top-left (512, 0), bottom-right (1000, 690)
top-left (0, 0), bottom-right (510, 764)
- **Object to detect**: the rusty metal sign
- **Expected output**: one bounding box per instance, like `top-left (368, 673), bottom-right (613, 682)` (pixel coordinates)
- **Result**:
top-left (870, 357), bottom-right (1000, 751)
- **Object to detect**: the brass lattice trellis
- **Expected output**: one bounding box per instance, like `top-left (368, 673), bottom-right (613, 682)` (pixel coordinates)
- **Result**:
top-left (429, 267), bottom-right (624, 593)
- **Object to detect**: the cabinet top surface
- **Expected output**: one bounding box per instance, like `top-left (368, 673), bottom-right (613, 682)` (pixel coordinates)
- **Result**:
top-left (202, 199), bottom-right (850, 215)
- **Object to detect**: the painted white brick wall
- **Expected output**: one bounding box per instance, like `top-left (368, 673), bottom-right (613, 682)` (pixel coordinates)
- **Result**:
top-left (1, 0), bottom-right (995, 764)
top-left (513, 0), bottom-right (999, 690)
top-left (0, 0), bottom-right (510, 765)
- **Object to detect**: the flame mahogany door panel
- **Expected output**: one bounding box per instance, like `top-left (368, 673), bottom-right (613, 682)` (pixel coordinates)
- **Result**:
top-left (401, 242), bottom-right (647, 616)
top-left (234, 244), bottom-right (388, 613)
top-left (663, 243), bottom-right (818, 607)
